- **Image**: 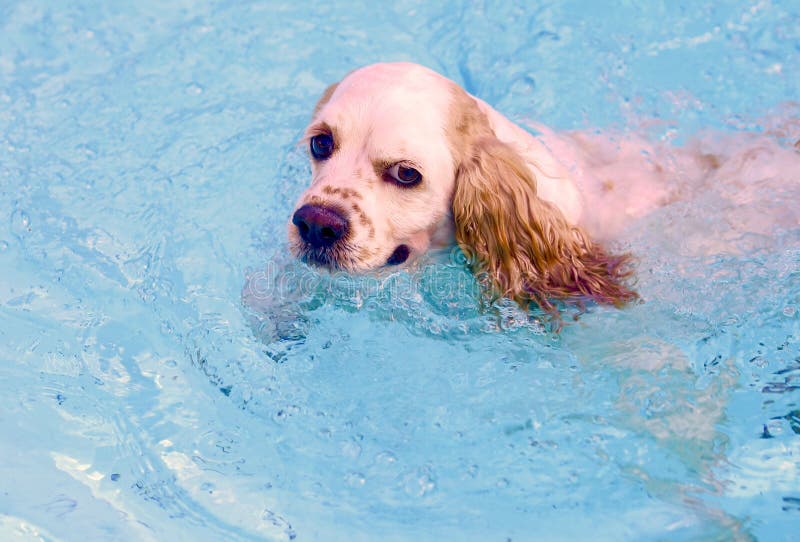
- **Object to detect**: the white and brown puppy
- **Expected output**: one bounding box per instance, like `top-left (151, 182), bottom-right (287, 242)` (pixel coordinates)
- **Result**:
top-left (288, 62), bottom-right (661, 313)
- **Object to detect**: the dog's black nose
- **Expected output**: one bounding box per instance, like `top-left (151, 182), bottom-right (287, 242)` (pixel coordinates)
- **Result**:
top-left (292, 204), bottom-right (349, 248)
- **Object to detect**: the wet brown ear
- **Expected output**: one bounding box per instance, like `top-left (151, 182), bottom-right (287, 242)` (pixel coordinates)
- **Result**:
top-left (452, 135), bottom-right (638, 314)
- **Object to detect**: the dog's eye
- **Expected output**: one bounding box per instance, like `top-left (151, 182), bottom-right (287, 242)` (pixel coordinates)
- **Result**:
top-left (310, 134), bottom-right (334, 160)
top-left (386, 164), bottom-right (422, 186)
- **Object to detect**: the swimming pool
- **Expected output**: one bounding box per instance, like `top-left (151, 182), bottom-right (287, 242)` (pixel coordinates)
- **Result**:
top-left (1, 1), bottom-right (798, 540)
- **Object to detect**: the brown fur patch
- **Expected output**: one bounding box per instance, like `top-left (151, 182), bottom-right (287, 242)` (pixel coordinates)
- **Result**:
top-left (358, 246), bottom-right (377, 260)
top-left (700, 153), bottom-right (721, 170)
top-left (312, 82), bottom-right (339, 118)
top-left (445, 83), bottom-right (495, 162)
top-left (349, 201), bottom-right (375, 237)
top-left (371, 160), bottom-right (391, 179)
top-left (322, 185), bottom-right (363, 200)
top-left (307, 195), bottom-right (326, 206)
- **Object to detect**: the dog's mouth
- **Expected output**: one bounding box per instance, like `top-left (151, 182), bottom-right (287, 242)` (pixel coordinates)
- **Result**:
top-left (385, 244), bottom-right (410, 266)
top-left (294, 242), bottom-right (411, 271)
top-left (294, 243), bottom-right (348, 271)
top-left (301, 249), bottom-right (334, 268)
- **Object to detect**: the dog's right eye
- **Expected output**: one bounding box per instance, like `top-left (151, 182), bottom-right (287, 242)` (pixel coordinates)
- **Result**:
top-left (386, 163), bottom-right (422, 187)
top-left (310, 134), bottom-right (334, 160)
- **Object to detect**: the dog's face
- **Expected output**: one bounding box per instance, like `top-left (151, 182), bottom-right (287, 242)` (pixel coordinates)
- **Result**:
top-left (288, 63), bottom-right (458, 271)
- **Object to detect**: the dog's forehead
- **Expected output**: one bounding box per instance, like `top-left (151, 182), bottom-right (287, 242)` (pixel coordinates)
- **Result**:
top-left (320, 64), bottom-right (453, 132)
top-left (340, 63), bottom-right (452, 99)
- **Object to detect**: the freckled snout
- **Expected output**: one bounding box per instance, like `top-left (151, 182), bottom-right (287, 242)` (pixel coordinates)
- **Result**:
top-left (292, 204), bottom-right (350, 248)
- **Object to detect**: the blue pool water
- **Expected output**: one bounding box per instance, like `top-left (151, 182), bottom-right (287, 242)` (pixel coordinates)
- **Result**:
top-left (1, 1), bottom-right (799, 540)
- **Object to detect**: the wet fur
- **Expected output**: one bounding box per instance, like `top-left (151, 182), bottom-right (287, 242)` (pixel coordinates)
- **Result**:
top-left (448, 88), bottom-right (638, 313)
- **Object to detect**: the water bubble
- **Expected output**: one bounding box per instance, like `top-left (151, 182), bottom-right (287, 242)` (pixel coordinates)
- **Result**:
top-left (160, 320), bottom-right (175, 336)
top-left (10, 209), bottom-right (31, 237)
top-left (402, 467), bottom-right (437, 497)
top-left (449, 246), bottom-right (469, 265)
top-left (200, 482), bottom-right (215, 493)
top-left (186, 83), bottom-right (204, 95)
top-left (345, 472), bottom-right (366, 487)
top-left (375, 450), bottom-right (397, 464)
top-left (341, 440), bottom-right (362, 459)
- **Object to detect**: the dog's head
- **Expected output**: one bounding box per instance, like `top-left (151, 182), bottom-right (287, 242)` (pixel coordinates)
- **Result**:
top-left (289, 62), bottom-right (637, 311)
top-left (289, 62), bottom-right (459, 271)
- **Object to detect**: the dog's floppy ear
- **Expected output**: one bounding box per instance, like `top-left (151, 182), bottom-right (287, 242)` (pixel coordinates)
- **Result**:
top-left (452, 135), bottom-right (638, 313)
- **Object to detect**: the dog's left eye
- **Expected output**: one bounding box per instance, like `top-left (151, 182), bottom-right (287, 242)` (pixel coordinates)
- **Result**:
top-left (386, 164), bottom-right (422, 186)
